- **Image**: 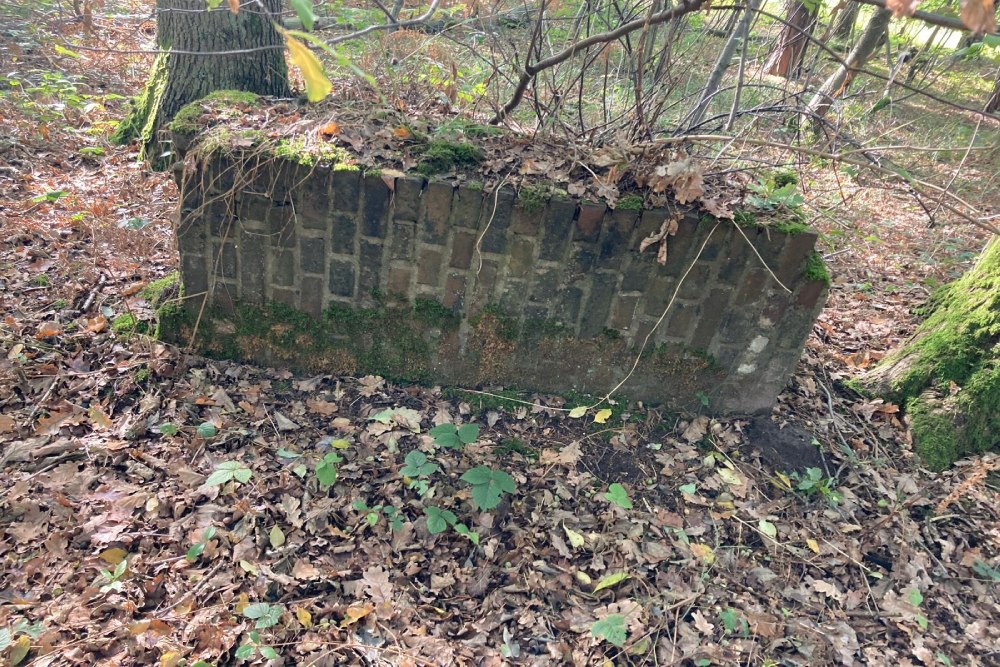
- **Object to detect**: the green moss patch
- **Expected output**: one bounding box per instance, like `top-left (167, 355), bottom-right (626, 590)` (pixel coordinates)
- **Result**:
top-left (803, 251), bottom-right (831, 285)
top-left (414, 140), bottom-right (484, 176)
top-left (169, 90), bottom-right (260, 136)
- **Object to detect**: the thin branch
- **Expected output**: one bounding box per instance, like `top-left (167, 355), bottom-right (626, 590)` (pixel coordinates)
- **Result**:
top-left (489, 0), bottom-right (710, 124)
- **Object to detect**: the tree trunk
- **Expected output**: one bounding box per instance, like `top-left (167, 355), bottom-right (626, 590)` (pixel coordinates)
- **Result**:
top-left (112, 0), bottom-right (290, 164)
top-left (987, 68), bottom-right (1000, 114)
top-left (805, 8), bottom-right (890, 121)
top-left (831, 0), bottom-right (859, 41)
top-left (862, 237), bottom-right (1000, 470)
top-left (764, 0), bottom-right (817, 78)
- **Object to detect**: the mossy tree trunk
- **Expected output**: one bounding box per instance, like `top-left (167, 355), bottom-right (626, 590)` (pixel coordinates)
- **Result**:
top-left (862, 236), bottom-right (1000, 470)
top-left (830, 0), bottom-right (859, 41)
top-left (764, 0), bottom-right (818, 79)
top-left (987, 68), bottom-right (1000, 114)
top-left (112, 0), bottom-right (290, 165)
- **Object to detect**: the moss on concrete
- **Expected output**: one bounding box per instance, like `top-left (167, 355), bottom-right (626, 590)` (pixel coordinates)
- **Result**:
top-left (518, 185), bottom-right (549, 214)
top-left (617, 194), bottom-right (645, 211)
top-left (273, 136), bottom-right (351, 167)
top-left (169, 90), bottom-right (260, 136)
top-left (803, 251), bottom-right (831, 285)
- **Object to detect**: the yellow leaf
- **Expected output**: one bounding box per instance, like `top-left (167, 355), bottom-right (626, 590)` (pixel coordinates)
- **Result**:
top-left (283, 33), bottom-right (332, 102)
top-left (774, 472), bottom-right (793, 491)
top-left (331, 438), bottom-right (350, 449)
top-left (576, 570), bottom-right (592, 585)
top-left (563, 523), bottom-right (585, 548)
top-left (239, 560), bottom-right (258, 575)
top-left (10, 635), bottom-right (31, 665)
top-left (717, 468), bottom-right (742, 486)
top-left (234, 592), bottom-right (250, 615)
top-left (99, 547), bottom-right (128, 565)
top-left (269, 525), bottom-right (286, 548)
top-left (160, 650), bottom-right (183, 667)
top-left (568, 406), bottom-right (587, 418)
top-left (593, 408), bottom-right (612, 424)
top-left (88, 405), bottom-right (112, 430)
top-left (593, 571), bottom-right (629, 593)
top-left (295, 607), bottom-right (313, 628)
top-left (340, 604), bottom-right (374, 627)
top-left (806, 538), bottom-right (821, 554)
top-left (690, 542), bottom-right (716, 564)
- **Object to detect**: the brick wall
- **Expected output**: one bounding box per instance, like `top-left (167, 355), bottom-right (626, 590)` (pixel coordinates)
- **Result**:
top-left (173, 154), bottom-right (828, 414)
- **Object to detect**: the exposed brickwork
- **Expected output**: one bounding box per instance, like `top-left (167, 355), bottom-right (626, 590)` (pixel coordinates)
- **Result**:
top-left (176, 155), bottom-right (829, 414)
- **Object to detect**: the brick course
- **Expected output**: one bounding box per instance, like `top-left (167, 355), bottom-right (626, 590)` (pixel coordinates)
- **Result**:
top-left (175, 155), bottom-right (829, 414)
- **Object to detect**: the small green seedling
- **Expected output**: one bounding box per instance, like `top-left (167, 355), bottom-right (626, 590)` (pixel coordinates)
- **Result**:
top-left (352, 500), bottom-right (404, 531)
top-left (204, 461), bottom-right (252, 487)
top-left (157, 422), bottom-right (180, 437)
top-left (602, 483), bottom-right (633, 509)
top-left (460, 465), bottom-right (515, 511)
top-left (186, 526), bottom-right (217, 562)
top-left (315, 451), bottom-right (342, 490)
top-left (96, 559), bottom-right (128, 594)
top-left (790, 467), bottom-right (843, 505)
top-left (591, 614), bottom-right (627, 647)
top-left (243, 602), bottom-right (283, 629)
top-left (429, 422), bottom-right (480, 449)
top-left (235, 630), bottom-right (279, 662)
top-left (422, 506), bottom-right (480, 543)
top-left (401, 450), bottom-right (438, 478)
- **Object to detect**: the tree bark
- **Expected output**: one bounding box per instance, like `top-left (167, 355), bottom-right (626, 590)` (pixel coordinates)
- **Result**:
top-left (764, 0), bottom-right (817, 78)
top-left (805, 8), bottom-right (890, 121)
top-left (112, 0), bottom-right (290, 164)
top-left (862, 236), bottom-right (1000, 470)
top-left (987, 67), bottom-right (1000, 114)
top-left (831, 0), bottom-right (860, 41)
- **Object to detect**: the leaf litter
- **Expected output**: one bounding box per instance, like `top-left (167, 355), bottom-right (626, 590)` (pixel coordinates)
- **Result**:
top-left (2, 4), bottom-right (1000, 666)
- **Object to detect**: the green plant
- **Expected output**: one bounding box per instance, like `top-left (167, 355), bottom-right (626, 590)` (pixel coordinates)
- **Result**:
top-left (186, 526), bottom-right (217, 562)
top-left (352, 500), bottom-right (404, 531)
top-left (235, 631), bottom-right (279, 662)
top-left (602, 483), bottom-right (633, 509)
top-left (429, 422), bottom-right (479, 449)
top-left (591, 614), bottom-right (627, 646)
top-left (0, 618), bottom-right (45, 662)
top-left (789, 467), bottom-right (843, 505)
top-left (31, 274), bottom-right (49, 287)
top-left (747, 179), bottom-right (804, 211)
top-left (204, 461), bottom-right (252, 487)
top-left (96, 558), bottom-right (128, 594)
top-left (315, 451), bottom-right (342, 490)
top-left (400, 450), bottom-right (437, 496)
top-left (242, 602), bottom-right (283, 629)
top-left (423, 506), bottom-right (480, 544)
top-left (460, 466), bottom-right (516, 511)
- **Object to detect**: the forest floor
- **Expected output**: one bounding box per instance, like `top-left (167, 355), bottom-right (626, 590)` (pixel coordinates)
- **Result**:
top-left (1, 3), bottom-right (999, 667)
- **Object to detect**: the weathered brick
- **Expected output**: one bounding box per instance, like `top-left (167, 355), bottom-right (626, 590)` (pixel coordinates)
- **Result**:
top-left (394, 176), bottom-right (425, 221)
top-left (269, 204), bottom-right (296, 247)
top-left (362, 174), bottom-right (390, 237)
top-left (507, 237), bottom-right (535, 278)
top-left (718, 310), bottom-right (754, 343)
top-left (735, 268), bottom-right (768, 304)
top-left (597, 209), bottom-right (637, 270)
top-left (717, 233), bottom-right (749, 285)
top-left (662, 216), bottom-right (699, 277)
top-left (512, 202), bottom-right (543, 236)
top-left (239, 230), bottom-right (266, 305)
top-left (691, 288), bottom-right (732, 347)
top-left (239, 193), bottom-right (271, 222)
top-left (329, 257), bottom-right (356, 298)
top-left (358, 240), bottom-right (383, 297)
top-left (539, 197), bottom-right (575, 261)
top-left (609, 295), bottom-right (639, 330)
top-left (778, 230), bottom-right (819, 285)
top-left (422, 181), bottom-right (453, 245)
top-left (575, 203), bottom-right (605, 242)
top-left (677, 263), bottom-right (712, 300)
top-left (664, 302), bottom-right (697, 340)
top-left (579, 272), bottom-right (617, 338)
top-left (301, 236), bottom-right (325, 275)
top-left (206, 200), bottom-right (235, 237)
top-left (272, 287), bottom-right (297, 308)
top-left (417, 247), bottom-right (443, 286)
top-left (796, 280), bottom-right (827, 309)
top-left (332, 169), bottom-right (362, 213)
top-left (207, 157), bottom-right (236, 194)
top-left (214, 241), bottom-right (238, 280)
top-left (388, 264), bottom-right (413, 296)
top-left (180, 252), bottom-right (208, 297)
top-left (470, 260), bottom-right (500, 313)
top-left (529, 267), bottom-right (562, 304)
top-left (272, 249), bottom-right (296, 287)
top-left (498, 280), bottom-right (527, 315)
top-left (553, 285), bottom-right (584, 327)
top-left (620, 259), bottom-right (648, 293)
top-left (761, 293), bottom-right (789, 324)
top-left (643, 276), bottom-right (675, 317)
top-left (300, 276), bottom-right (324, 317)
top-left (753, 228), bottom-right (787, 271)
top-left (390, 221), bottom-right (416, 260)
top-left (450, 186), bottom-right (483, 229)
top-left (177, 217), bottom-right (208, 257)
top-left (449, 230), bottom-right (476, 269)
top-left (523, 304), bottom-right (549, 324)
top-left (479, 187), bottom-right (515, 254)
top-left (571, 244), bottom-right (597, 273)
top-left (442, 273), bottom-right (466, 310)
top-left (331, 213), bottom-right (356, 254)
top-left (211, 281), bottom-right (236, 314)
top-left (294, 164), bottom-right (332, 229)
